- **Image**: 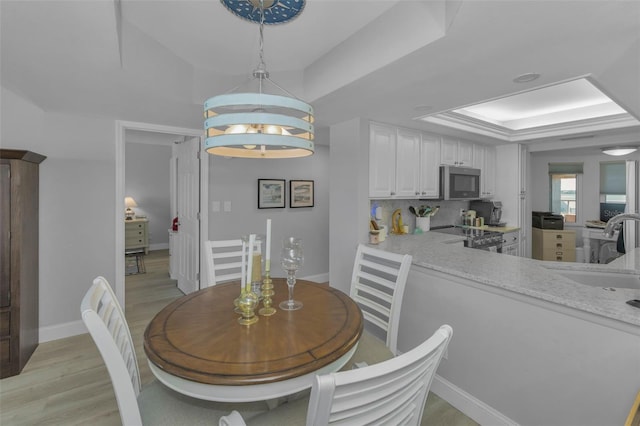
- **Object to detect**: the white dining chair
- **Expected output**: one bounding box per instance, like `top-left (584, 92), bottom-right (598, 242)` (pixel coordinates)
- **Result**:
top-left (219, 324), bottom-right (453, 426)
top-left (345, 244), bottom-right (412, 369)
top-left (204, 239), bottom-right (244, 287)
top-left (81, 276), bottom-right (267, 425)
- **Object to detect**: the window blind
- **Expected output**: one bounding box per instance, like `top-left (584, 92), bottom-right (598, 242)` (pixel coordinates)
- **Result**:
top-left (600, 161), bottom-right (626, 195)
top-left (548, 162), bottom-right (583, 174)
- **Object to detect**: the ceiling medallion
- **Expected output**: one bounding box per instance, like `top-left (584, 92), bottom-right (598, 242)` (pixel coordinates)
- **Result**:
top-left (220, 0), bottom-right (306, 24)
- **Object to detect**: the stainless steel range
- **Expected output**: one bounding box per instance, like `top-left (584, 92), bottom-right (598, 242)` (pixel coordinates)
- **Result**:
top-left (432, 225), bottom-right (503, 252)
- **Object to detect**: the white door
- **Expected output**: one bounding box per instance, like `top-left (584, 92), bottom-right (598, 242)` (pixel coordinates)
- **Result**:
top-left (174, 136), bottom-right (201, 294)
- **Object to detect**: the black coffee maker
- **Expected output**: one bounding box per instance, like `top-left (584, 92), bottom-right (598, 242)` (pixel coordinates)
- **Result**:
top-left (470, 200), bottom-right (504, 226)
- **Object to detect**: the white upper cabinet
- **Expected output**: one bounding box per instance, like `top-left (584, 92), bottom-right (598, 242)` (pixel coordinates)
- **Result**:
top-left (441, 137), bottom-right (473, 166)
top-left (473, 144), bottom-right (496, 198)
top-left (483, 146), bottom-right (496, 197)
top-left (395, 128), bottom-right (422, 197)
top-left (369, 122), bottom-right (396, 198)
top-left (370, 122), bottom-right (490, 200)
top-left (419, 133), bottom-right (441, 198)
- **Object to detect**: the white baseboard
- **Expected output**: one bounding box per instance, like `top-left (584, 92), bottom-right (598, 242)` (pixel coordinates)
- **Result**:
top-left (431, 374), bottom-right (518, 426)
top-left (150, 243), bottom-right (169, 251)
top-left (39, 320), bottom-right (87, 343)
top-left (300, 272), bottom-right (329, 283)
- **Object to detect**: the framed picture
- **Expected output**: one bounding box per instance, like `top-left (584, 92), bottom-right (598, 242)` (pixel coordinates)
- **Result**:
top-left (258, 179), bottom-right (285, 209)
top-left (290, 180), bottom-right (314, 208)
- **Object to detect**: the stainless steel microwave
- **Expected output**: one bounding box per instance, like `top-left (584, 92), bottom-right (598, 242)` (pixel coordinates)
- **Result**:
top-left (440, 165), bottom-right (481, 200)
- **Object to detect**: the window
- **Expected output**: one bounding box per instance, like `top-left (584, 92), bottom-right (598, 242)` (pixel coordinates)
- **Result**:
top-left (600, 161), bottom-right (626, 203)
top-left (550, 174), bottom-right (577, 223)
top-left (549, 163), bottom-right (583, 224)
top-left (600, 161), bottom-right (626, 221)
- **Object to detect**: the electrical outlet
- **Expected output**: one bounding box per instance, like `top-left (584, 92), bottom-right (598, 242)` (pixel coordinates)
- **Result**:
top-left (460, 209), bottom-right (466, 216)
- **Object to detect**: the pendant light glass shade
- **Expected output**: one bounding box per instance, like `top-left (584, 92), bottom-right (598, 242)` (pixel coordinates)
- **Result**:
top-left (205, 0), bottom-right (314, 159)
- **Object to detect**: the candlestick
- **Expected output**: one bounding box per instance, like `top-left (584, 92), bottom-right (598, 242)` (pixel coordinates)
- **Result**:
top-left (238, 234), bottom-right (259, 326)
top-left (251, 253), bottom-right (262, 282)
top-left (246, 234), bottom-right (255, 292)
top-left (240, 240), bottom-right (246, 289)
top-left (266, 219), bottom-right (271, 271)
top-left (234, 240), bottom-right (247, 313)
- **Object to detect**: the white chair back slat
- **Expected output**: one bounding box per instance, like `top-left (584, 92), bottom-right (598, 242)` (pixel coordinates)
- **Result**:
top-left (81, 276), bottom-right (143, 425)
top-left (353, 281), bottom-right (393, 305)
top-left (362, 310), bottom-right (389, 333)
top-left (204, 239), bottom-right (244, 287)
top-left (356, 269), bottom-right (397, 291)
top-left (213, 252), bottom-right (243, 260)
top-left (358, 258), bottom-right (404, 280)
top-left (349, 244), bottom-right (412, 355)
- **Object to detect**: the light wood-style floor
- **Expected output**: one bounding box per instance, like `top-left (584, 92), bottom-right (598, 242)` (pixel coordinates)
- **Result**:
top-left (0, 250), bottom-right (478, 426)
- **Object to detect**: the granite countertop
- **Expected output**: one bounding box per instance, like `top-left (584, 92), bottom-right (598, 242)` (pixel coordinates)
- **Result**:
top-left (375, 233), bottom-right (640, 328)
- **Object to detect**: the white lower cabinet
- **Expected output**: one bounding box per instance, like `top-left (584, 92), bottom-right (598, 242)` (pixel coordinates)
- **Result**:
top-left (501, 230), bottom-right (520, 256)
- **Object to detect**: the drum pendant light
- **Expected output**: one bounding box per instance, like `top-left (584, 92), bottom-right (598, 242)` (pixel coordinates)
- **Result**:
top-left (205, 0), bottom-right (314, 159)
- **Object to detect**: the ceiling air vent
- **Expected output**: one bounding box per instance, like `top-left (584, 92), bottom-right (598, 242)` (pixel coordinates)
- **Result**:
top-left (559, 134), bottom-right (595, 141)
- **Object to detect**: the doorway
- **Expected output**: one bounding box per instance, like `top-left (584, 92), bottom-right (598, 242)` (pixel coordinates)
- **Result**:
top-left (115, 121), bottom-right (208, 308)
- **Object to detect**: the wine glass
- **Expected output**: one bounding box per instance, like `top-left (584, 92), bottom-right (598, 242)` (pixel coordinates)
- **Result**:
top-left (279, 237), bottom-right (304, 311)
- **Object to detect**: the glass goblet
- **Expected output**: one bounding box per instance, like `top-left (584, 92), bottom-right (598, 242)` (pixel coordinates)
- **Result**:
top-left (279, 237), bottom-right (304, 311)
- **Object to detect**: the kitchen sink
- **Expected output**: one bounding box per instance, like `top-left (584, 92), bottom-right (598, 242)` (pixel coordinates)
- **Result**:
top-left (548, 268), bottom-right (640, 290)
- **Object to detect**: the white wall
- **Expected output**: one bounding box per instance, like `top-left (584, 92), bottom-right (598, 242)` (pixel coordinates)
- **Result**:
top-left (208, 140), bottom-right (330, 281)
top-left (125, 142), bottom-right (172, 249)
top-left (2, 86), bottom-right (116, 341)
top-left (329, 118), bottom-right (371, 295)
top-left (399, 266), bottom-right (639, 426)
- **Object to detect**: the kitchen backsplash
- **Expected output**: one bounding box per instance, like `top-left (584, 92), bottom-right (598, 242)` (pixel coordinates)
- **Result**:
top-left (371, 199), bottom-right (471, 233)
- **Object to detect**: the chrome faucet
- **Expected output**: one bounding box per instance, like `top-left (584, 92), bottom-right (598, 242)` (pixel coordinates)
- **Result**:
top-left (603, 212), bottom-right (640, 238)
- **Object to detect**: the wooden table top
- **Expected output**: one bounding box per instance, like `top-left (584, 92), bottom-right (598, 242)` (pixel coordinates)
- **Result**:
top-left (143, 279), bottom-right (363, 386)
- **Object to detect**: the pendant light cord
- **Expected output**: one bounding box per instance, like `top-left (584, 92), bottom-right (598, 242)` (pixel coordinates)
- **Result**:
top-left (258, 0), bottom-right (265, 95)
top-left (222, 0), bottom-right (303, 100)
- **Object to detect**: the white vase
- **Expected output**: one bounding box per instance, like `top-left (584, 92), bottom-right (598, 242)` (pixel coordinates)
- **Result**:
top-left (416, 216), bottom-right (431, 232)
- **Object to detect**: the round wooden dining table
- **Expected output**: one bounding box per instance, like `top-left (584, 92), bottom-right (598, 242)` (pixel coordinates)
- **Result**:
top-left (143, 279), bottom-right (363, 402)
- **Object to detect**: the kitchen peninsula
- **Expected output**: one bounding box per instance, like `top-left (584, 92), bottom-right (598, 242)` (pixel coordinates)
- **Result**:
top-left (376, 232), bottom-right (639, 426)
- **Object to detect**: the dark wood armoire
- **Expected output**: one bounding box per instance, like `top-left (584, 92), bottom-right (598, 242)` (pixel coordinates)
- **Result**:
top-left (1, 149), bottom-right (46, 378)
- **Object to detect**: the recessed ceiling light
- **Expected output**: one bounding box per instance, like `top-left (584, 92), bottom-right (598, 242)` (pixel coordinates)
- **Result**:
top-left (513, 73), bottom-right (540, 83)
top-left (602, 147), bottom-right (637, 156)
top-left (417, 77), bottom-right (639, 142)
top-left (450, 79), bottom-right (628, 131)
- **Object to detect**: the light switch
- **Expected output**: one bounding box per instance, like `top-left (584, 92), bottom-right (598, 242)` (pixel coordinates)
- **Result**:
top-left (223, 201), bottom-right (232, 212)
top-left (212, 201), bottom-right (221, 212)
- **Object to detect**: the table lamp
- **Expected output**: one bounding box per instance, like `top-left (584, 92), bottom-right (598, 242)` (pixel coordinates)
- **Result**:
top-left (125, 196), bottom-right (138, 220)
